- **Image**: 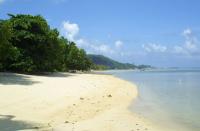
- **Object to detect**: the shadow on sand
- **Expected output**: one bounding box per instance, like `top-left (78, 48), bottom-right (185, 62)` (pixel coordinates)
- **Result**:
top-left (0, 72), bottom-right (74, 85)
top-left (0, 115), bottom-right (39, 131)
top-left (0, 73), bottom-right (40, 85)
top-left (34, 72), bottom-right (74, 77)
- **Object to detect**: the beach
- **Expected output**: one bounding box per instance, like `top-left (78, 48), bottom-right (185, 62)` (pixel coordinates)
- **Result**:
top-left (0, 72), bottom-right (160, 131)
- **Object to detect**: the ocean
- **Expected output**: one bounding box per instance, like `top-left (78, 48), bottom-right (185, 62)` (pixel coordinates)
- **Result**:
top-left (102, 69), bottom-right (200, 131)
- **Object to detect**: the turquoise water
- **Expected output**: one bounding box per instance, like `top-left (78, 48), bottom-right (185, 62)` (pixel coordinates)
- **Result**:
top-left (102, 69), bottom-right (200, 131)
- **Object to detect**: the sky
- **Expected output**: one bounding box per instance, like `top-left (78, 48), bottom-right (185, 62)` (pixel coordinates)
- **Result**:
top-left (1, 0), bottom-right (200, 67)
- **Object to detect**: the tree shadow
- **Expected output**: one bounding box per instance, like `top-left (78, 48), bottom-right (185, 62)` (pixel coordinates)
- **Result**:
top-left (0, 72), bottom-right (75, 85)
top-left (34, 72), bottom-right (74, 77)
top-left (0, 73), bottom-right (40, 85)
top-left (0, 115), bottom-right (40, 131)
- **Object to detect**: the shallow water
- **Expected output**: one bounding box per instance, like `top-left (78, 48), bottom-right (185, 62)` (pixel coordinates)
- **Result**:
top-left (103, 69), bottom-right (200, 131)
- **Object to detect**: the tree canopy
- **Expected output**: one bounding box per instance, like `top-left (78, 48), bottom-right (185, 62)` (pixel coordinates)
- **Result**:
top-left (0, 14), bottom-right (92, 73)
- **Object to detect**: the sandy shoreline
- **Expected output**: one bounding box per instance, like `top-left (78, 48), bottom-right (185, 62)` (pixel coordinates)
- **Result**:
top-left (0, 72), bottom-right (161, 131)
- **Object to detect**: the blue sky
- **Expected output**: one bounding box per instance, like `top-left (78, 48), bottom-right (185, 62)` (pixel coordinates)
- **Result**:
top-left (1, 0), bottom-right (200, 67)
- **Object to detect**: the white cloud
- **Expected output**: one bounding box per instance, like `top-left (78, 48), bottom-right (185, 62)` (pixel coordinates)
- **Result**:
top-left (174, 46), bottom-right (187, 54)
top-left (142, 43), bottom-right (167, 53)
top-left (62, 21), bottom-right (79, 41)
top-left (185, 40), bottom-right (198, 51)
top-left (99, 44), bottom-right (112, 53)
top-left (183, 29), bottom-right (198, 52)
top-left (142, 44), bottom-right (151, 52)
top-left (88, 43), bottom-right (114, 54)
top-left (75, 38), bottom-right (115, 54)
top-left (115, 40), bottom-right (123, 48)
top-left (61, 21), bottom-right (122, 56)
top-left (182, 28), bottom-right (192, 38)
top-left (174, 28), bottom-right (199, 55)
top-left (142, 29), bottom-right (200, 57)
top-left (76, 38), bottom-right (90, 47)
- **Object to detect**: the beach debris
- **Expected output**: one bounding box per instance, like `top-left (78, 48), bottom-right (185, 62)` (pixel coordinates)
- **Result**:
top-left (65, 121), bottom-right (69, 123)
top-left (80, 97), bottom-right (84, 100)
top-left (107, 94), bottom-right (112, 97)
top-left (34, 126), bottom-right (39, 129)
top-left (48, 123), bottom-right (51, 127)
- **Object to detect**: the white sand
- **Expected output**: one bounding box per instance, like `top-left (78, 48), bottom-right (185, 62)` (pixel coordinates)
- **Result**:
top-left (0, 72), bottom-right (161, 131)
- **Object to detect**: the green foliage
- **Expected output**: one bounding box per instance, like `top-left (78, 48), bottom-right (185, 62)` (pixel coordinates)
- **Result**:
top-left (91, 64), bottom-right (108, 70)
top-left (0, 20), bottom-right (20, 71)
top-left (64, 42), bottom-right (92, 71)
top-left (137, 64), bottom-right (152, 69)
top-left (88, 54), bottom-right (152, 70)
top-left (0, 14), bottom-right (151, 73)
top-left (8, 14), bottom-right (61, 72)
top-left (0, 14), bottom-right (92, 73)
top-left (88, 54), bottom-right (137, 70)
top-left (78, 49), bottom-right (92, 71)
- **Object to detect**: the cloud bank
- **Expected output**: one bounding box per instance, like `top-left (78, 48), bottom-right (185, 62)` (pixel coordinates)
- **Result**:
top-left (61, 21), bottom-right (124, 55)
top-left (142, 43), bottom-right (167, 53)
top-left (173, 28), bottom-right (199, 55)
top-left (62, 21), bottom-right (79, 41)
top-left (61, 20), bottom-right (200, 66)
top-left (142, 28), bottom-right (200, 57)
top-left (115, 40), bottom-right (123, 48)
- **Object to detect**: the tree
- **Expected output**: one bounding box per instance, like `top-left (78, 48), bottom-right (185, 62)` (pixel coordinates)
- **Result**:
top-left (0, 20), bottom-right (20, 71)
top-left (8, 14), bottom-right (65, 72)
top-left (64, 42), bottom-right (80, 70)
top-left (78, 49), bottom-right (92, 71)
top-left (0, 14), bottom-right (92, 73)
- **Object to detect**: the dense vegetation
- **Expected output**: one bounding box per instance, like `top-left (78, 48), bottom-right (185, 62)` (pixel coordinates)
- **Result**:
top-left (0, 14), bottom-right (92, 73)
top-left (0, 14), bottom-right (152, 73)
top-left (88, 54), bottom-right (152, 70)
